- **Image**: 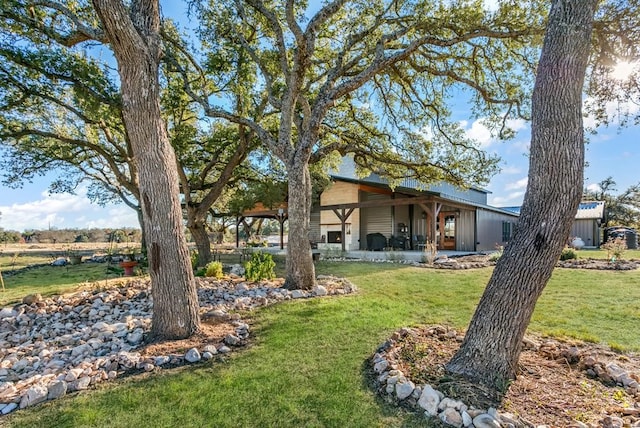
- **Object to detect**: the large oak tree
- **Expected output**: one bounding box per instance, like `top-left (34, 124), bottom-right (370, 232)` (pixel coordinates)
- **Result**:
top-left (188, 0), bottom-right (542, 289)
top-left (446, 0), bottom-right (599, 392)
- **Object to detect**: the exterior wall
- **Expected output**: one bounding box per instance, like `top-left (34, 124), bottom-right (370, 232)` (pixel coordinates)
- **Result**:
top-left (309, 208), bottom-right (321, 244)
top-left (476, 209), bottom-right (519, 251)
top-left (319, 181), bottom-right (360, 250)
top-left (359, 192), bottom-right (393, 249)
top-left (571, 219), bottom-right (601, 247)
top-left (456, 209), bottom-right (476, 252)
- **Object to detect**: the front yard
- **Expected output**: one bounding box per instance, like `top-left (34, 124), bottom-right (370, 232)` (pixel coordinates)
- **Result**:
top-left (1, 254), bottom-right (639, 427)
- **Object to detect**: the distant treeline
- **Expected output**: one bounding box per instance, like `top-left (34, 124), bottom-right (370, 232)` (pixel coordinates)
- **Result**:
top-left (0, 227), bottom-right (141, 245)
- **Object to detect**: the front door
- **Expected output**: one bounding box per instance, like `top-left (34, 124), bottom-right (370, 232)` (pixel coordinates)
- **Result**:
top-left (438, 212), bottom-right (456, 250)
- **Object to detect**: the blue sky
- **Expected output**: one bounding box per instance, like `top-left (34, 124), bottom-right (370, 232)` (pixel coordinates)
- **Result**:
top-left (1, 110), bottom-right (637, 232)
top-left (1, 1), bottom-right (638, 232)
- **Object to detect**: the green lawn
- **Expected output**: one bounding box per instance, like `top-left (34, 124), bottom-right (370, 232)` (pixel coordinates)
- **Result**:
top-left (4, 260), bottom-right (640, 427)
top-left (0, 254), bottom-right (127, 306)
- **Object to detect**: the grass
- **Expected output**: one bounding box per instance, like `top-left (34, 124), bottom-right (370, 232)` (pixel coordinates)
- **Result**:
top-left (0, 254), bottom-right (127, 306)
top-left (575, 248), bottom-right (640, 260)
top-left (4, 259), bottom-right (640, 427)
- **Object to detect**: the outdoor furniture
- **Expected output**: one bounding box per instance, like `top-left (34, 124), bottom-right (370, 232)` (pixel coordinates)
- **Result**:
top-left (389, 235), bottom-right (407, 250)
top-left (366, 233), bottom-right (387, 251)
top-left (415, 235), bottom-right (426, 250)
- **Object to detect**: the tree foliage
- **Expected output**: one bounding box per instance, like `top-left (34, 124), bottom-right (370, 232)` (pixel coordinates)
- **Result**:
top-left (585, 177), bottom-right (640, 228)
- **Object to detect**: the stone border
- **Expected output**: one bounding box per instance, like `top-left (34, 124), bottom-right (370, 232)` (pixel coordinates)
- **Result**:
top-left (371, 326), bottom-right (640, 428)
top-left (0, 275), bottom-right (357, 415)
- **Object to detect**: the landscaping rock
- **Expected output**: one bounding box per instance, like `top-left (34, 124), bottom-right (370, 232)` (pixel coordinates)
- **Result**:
top-left (0, 274), bottom-right (357, 415)
top-left (440, 407), bottom-right (463, 428)
top-left (184, 348), bottom-right (201, 363)
top-left (22, 294), bottom-right (42, 305)
top-left (1, 403), bottom-right (17, 415)
top-left (47, 380), bottom-right (67, 400)
top-left (472, 414), bottom-right (501, 428)
top-left (395, 380), bottom-right (415, 400)
top-left (418, 385), bottom-right (441, 416)
top-left (19, 385), bottom-right (47, 408)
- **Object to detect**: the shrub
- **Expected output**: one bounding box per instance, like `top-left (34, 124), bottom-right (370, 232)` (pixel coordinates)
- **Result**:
top-left (420, 241), bottom-right (438, 264)
top-left (560, 248), bottom-right (578, 261)
top-left (488, 245), bottom-right (504, 262)
top-left (602, 237), bottom-right (627, 261)
top-left (244, 252), bottom-right (275, 282)
top-left (190, 250), bottom-right (199, 269)
top-left (205, 261), bottom-right (224, 278)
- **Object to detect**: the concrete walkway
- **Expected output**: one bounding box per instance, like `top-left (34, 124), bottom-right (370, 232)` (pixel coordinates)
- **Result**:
top-left (249, 247), bottom-right (479, 262)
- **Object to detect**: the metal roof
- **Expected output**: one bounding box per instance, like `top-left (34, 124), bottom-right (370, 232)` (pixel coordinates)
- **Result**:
top-left (498, 201), bottom-right (605, 220)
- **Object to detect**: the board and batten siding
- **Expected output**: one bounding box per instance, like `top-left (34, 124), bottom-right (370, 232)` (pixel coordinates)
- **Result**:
top-left (475, 209), bottom-right (519, 252)
top-left (456, 209), bottom-right (476, 252)
top-left (570, 219), bottom-right (600, 247)
top-left (360, 192), bottom-right (392, 249)
top-left (319, 181), bottom-right (360, 250)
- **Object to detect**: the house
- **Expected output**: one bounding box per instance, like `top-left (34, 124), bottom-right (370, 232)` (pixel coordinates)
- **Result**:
top-left (501, 201), bottom-right (606, 248)
top-left (312, 157), bottom-right (519, 252)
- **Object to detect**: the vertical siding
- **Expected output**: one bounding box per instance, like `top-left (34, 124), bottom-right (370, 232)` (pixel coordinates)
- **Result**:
top-left (571, 219), bottom-right (599, 247)
top-left (360, 192), bottom-right (392, 249)
top-left (476, 209), bottom-right (519, 251)
top-left (456, 210), bottom-right (476, 251)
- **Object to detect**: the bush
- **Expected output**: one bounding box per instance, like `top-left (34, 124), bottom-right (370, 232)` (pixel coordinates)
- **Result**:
top-left (488, 245), bottom-right (504, 262)
top-left (602, 237), bottom-right (627, 261)
top-left (205, 261), bottom-right (224, 278)
top-left (560, 248), bottom-right (578, 261)
top-left (190, 250), bottom-right (199, 269)
top-left (244, 252), bottom-right (275, 282)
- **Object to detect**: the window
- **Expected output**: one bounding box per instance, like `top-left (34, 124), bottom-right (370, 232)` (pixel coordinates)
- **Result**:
top-left (502, 221), bottom-right (512, 242)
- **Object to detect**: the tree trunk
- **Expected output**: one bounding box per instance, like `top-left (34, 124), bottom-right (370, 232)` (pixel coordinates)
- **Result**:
top-left (445, 0), bottom-right (597, 392)
top-left (92, 0), bottom-right (200, 340)
top-left (135, 206), bottom-right (147, 255)
top-left (284, 159), bottom-right (316, 290)
top-left (189, 220), bottom-right (212, 267)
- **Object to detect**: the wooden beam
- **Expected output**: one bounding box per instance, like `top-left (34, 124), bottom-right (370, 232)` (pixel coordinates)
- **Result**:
top-left (321, 195), bottom-right (436, 211)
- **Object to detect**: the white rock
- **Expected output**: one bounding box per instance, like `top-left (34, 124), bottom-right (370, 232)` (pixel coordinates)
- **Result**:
top-left (373, 360), bottom-right (388, 373)
top-left (395, 380), bottom-right (415, 400)
top-left (73, 376), bottom-right (91, 391)
top-left (126, 331), bottom-right (143, 345)
top-left (473, 414), bottom-right (501, 428)
top-left (184, 348), bottom-right (201, 363)
top-left (291, 290), bottom-right (305, 299)
top-left (224, 335), bottom-right (241, 346)
top-left (0, 308), bottom-right (16, 319)
top-left (218, 346), bottom-right (231, 354)
top-left (154, 356), bottom-right (170, 366)
top-left (462, 411), bottom-right (473, 427)
top-left (202, 345), bottom-right (218, 355)
top-left (440, 407), bottom-right (463, 428)
top-left (418, 385), bottom-right (441, 416)
top-left (202, 352), bottom-right (214, 360)
top-left (47, 380), bottom-right (67, 400)
top-left (1, 402), bottom-right (18, 415)
top-left (19, 384), bottom-right (48, 408)
top-left (312, 285), bottom-right (328, 296)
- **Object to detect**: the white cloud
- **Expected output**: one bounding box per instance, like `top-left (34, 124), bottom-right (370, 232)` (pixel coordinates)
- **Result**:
top-left (584, 98), bottom-right (640, 130)
top-left (505, 177), bottom-right (528, 191)
top-left (461, 118), bottom-right (528, 149)
top-left (0, 187), bottom-right (139, 232)
top-left (489, 191), bottom-right (526, 207)
top-left (586, 183), bottom-right (601, 193)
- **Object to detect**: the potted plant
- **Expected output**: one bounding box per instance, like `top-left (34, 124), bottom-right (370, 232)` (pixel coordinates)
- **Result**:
top-left (119, 247), bottom-right (140, 276)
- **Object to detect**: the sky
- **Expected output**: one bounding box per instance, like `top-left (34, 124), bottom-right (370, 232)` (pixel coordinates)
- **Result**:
top-left (0, 1), bottom-right (638, 232)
